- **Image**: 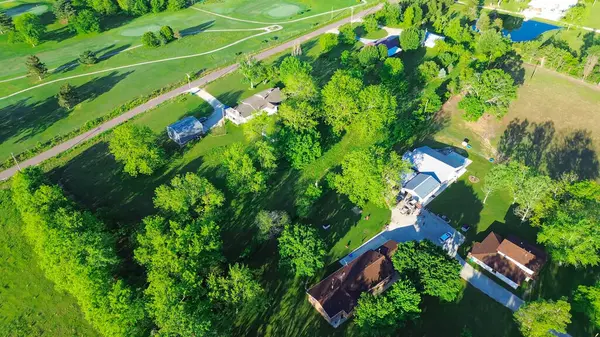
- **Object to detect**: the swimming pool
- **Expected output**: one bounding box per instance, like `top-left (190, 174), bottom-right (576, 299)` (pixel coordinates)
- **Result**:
top-left (502, 20), bottom-right (561, 42)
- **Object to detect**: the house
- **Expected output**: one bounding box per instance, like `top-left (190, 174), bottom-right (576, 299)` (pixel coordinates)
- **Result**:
top-left (522, 0), bottom-right (578, 21)
top-left (224, 88), bottom-right (282, 125)
top-left (423, 32), bottom-right (445, 48)
top-left (401, 146), bottom-right (472, 205)
top-left (166, 116), bottom-right (204, 146)
top-left (375, 35), bottom-right (402, 56)
top-left (468, 232), bottom-right (547, 289)
top-left (307, 240), bottom-right (398, 328)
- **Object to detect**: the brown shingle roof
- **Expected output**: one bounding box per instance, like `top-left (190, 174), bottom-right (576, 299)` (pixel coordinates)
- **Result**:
top-left (307, 240), bottom-right (398, 318)
top-left (471, 232), bottom-right (503, 255)
top-left (498, 236), bottom-right (547, 273)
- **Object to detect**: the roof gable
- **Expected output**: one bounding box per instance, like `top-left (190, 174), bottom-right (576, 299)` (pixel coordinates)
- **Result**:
top-left (403, 146), bottom-right (467, 183)
top-left (404, 173), bottom-right (440, 200)
top-left (498, 236), bottom-right (547, 273)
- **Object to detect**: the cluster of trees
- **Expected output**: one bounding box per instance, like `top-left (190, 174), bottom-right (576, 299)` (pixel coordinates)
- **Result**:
top-left (141, 25), bottom-right (176, 47)
top-left (354, 240), bottom-right (463, 334)
top-left (514, 299), bottom-right (572, 337)
top-left (109, 123), bottom-right (166, 177)
top-left (11, 168), bottom-right (150, 336)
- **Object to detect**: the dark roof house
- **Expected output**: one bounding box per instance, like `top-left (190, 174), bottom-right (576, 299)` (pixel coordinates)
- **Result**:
top-left (469, 232), bottom-right (547, 289)
top-left (307, 240), bottom-right (398, 328)
top-left (167, 116), bottom-right (204, 146)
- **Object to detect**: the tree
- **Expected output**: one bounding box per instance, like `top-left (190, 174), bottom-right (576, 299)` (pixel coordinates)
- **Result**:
top-left (108, 124), bottom-right (165, 177)
top-left (338, 23), bottom-right (356, 45)
top-left (415, 89), bottom-right (442, 120)
top-left (129, 0), bottom-right (149, 15)
top-left (255, 210), bottom-right (290, 241)
top-left (476, 12), bottom-right (491, 31)
top-left (279, 56), bottom-right (311, 82)
top-left (280, 65), bottom-right (317, 101)
top-left (363, 14), bottom-right (379, 33)
top-left (564, 4), bottom-right (587, 29)
top-left (458, 95), bottom-right (486, 121)
top-left (380, 57), bottom-right (405, 86)
top-left (574, 282), bottom-right (600, 329)
top-left (461, 69), bottom-right (518, 120)
top-left (321, 70), bottom-right (362, 135)
top-left (514, 299), bottom-right (571, 337)
top-left (88, 0), bottom-right (118, 15)
top-left (278, 100), bottom-right (319, 132)
top-left (418, 60), bottom-right (440, 82)
top-left (354, 280), bottom-right (421, 336)
top-left (207, 263), bottom-right (264, 313)
top-left (392, 240), bottom-right (463, 302)
top-left (79, 50), bottom-right (98, 65)
top-left (278, 224), bottom-right (325, 278)
top-left (583, 45), bottom-right (600, 80)
top-left (319, 33), bottom-right (339, 52)
top-left (514, 173), bottom-right (553, 222)
top-left (25, 55), bottom-right (47, 80)
top-left (239, 55), bottom-right (266, 89)
top-left (295, 183), bottom-right (322, 218)
top-left (382, 2), bottom-right (400, 26)
top-left (72, 9), bottom-right (101, 34)
top-left (0, 11), bottom-right (13, 34)
top-left (141, 31), bottom-right (160, 47)
top-left (167, 0), bottom-right (187, 10)
top-left (476, 29), bottom-right (511, 63)
top-left (354, 85), bottom-right (397, 138)
top-left (358, 45), bottom-right (382, 67)
top-left (153, 172), bottom-right (224, 218)
top-left (402, 5), bottom-right (415, 28)
top-left (280, 127), bottom-right (322, 169)
top-left (482, 164), bottom-right (507, 204)
top-left (150, 0), bottom-right (166, 12)
top-left (253, 139), bottom-right (279, 173)
top-left (159, 25), bottom-right (174, 44)
top-left (14, 13), bottom-right (45, 46)
top-left (221, 143), bottom-right (266, 194)
top-left (53, 0), bottom-right (75, 24)
top-left (444, 18), bottom-right (473, 44)
top-left (57, 83), bottom-right (78, 109)
top-left (399, 27), bottom-right (424, 51)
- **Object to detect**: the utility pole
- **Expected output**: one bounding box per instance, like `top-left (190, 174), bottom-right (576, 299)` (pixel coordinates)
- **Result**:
top-left (11, 153), bottom-right (21, 171)
top-left (186, 73), bottom-right (191, 89)
top-left (351, 7), bottom-right (354, 28)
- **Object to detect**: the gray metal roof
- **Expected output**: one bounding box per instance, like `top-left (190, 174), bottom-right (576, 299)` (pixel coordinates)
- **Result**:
top-left (404, 173), bottom-right (440, 200)
top-left (167, 116), bottom-right (203, 145)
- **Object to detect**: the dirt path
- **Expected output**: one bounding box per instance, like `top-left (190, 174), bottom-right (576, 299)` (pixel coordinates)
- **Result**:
top-left (0, 2), bottom-right (383, 181)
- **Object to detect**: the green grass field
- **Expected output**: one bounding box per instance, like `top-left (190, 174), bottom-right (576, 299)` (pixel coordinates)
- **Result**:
top-left (0, 189), bottom-right (99, 337)
top-left (0, 0), bottom-right (362, 162)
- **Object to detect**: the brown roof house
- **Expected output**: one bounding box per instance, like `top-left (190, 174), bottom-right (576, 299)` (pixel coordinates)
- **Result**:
top-left (468, 232), bottom-right (547, 289)
top-left (307, 240), bottom-right (398, 328)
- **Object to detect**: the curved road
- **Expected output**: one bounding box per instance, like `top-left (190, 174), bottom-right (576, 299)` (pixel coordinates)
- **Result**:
top-left (0, 3), bottom-right (382, 181)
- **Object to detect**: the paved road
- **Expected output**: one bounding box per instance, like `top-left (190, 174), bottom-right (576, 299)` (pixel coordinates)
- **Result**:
top-left (0, 3), bottom-right (382, 181)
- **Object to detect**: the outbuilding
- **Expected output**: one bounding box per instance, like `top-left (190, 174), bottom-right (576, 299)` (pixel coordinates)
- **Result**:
top-left (167, 116), bottom-right (204, 146)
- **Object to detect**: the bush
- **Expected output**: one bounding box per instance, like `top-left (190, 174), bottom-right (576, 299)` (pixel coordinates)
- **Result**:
top-left (71, 9), bottom-right (100, 34)
top-left (363, 14), bottom-right (379, 33)
top-left (459, 95), bottom-right (486, 121)
top-left (167, 0), bottom-right (186, 11)
top-left (338, 23), bottom-right (357, 45)
top-left (319, 33), bottom-right (339, 53)
top-left (400, 27), bottom-right (424, 51)
top-left (141, 31), bottom-right (160, 47)
top-left (78, 50), bottom-right (98, 65)
top-left (159, 25), bottom-right (174, 44)
top-left (418, 61), bottom-right (440, 82)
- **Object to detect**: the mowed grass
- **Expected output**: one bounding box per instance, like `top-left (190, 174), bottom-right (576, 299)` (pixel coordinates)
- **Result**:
top-left (0, 189), bottom-right (99, 337)
top-left (0, 0), bottom-right (360, 162)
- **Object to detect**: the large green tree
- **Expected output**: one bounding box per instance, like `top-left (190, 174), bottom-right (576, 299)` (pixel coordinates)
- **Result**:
top-left (53, 0), bottom-right (76, 23)
top-left (254, 210), bottom-right (290, 241)
top-left (108, 124), bottom-right (166, 177)
top-left (14, 13), bottom-right (45, 46)
top-left (153, 172), bottom-right (224, 218)
top-left (354, 85), bottom-right (397, 138)
top-left (278, 224), bottom-right (325, 278)
top-left (514, 299), bottom-right (571, 337)
top-left (25, 55), bottom-right (47, 80)
top-left (221, 143), bottom-right (266, 194)
top-left (353, 280), bottom-right (421, 336)
top-left (321, 70), bottom-right (363, 135)
top-left (476, 29), bottom-right (511, 63)
top-left (460, 69), bottom-right (518, 120)
top-left (207, 263), bottom-right (264, 313)
top-left (574, 282), bottom-right (600, 329)
top-left (278, 100), bottom-right (320, 132)
top-left (57, 83), bottom-right (78, 109)
top-left (239, 55), bottom-right (266, 89)
top-left (72, 9), bottom-right (100, 34)
top-left (280, 127), bottom-right (322, 169)
top-left (399, 27), bottom-right (424, 51)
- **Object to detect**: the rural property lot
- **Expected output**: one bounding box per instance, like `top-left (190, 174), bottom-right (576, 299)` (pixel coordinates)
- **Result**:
top-left (0, 0), bottom-right (360, 162)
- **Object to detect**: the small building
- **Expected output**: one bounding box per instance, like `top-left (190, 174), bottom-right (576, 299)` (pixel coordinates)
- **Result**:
top-left (307, 240), bottom-right (398, 328)
top-left (468, 232), bottom-right (547, 289)
top-left (375, 35), bottom-right (402, 56)
top-left (224, 88), bottom-right (282, 125)
top-left (423, 32), bottom-right (445, 48)
top-left (401, 146), bottom-right (471, 205)
top-left (167, 116), bottom-right (204, 146)
top-left (523, 0), bottom-right (578, 21)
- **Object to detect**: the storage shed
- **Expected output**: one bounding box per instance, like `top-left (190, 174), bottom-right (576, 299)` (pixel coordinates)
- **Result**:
top-left (167, 116), bottom-right (204, 146)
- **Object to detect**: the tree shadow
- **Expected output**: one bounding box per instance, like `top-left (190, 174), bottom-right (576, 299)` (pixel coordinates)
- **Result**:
top-left (54, 59), bottom-right (80, 73)
top-left (179, 20), bottom-right (215, 37)
top-left (45, 25), bottom-right (76, 43)
top-left (580, 31), bottom-right (600, 59)
top-left (98, 44), bottom-right (133, 61)
top-left (497, 118), bottom-right (599, 179)
top-left (74, 70), bottom-right (134, 104)
top-left (494, 50), bottom-right (525, 85)
top-left (0, 96), bottom-right (64, 144)
top-left (100, 14), bottom-right (134, 31)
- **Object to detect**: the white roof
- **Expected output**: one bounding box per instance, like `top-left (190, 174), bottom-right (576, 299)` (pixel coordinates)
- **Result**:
top-left (423, 32), bottom-right (445, 48)
top-left (403, 146), bottom-right (468, 183)
top-left (523, 0), bottom-right (577, 20)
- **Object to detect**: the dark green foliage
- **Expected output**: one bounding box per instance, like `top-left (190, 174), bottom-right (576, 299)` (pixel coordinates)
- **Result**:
top-left (207, 263), bottom-right (264, 312)
top-left (278, 100), bottom-right (319, 132)
top-left (72, 9), bottom-right (101, 34)
top-left (321, 70), bottom-right (362, 135)
top-left (443, 17), bottom-right (473, 44)
top-left (280, 127), bottom-right (322, 169)
top-left (363, 14), bottom-right (379, 34)
top-left (392, 240), bottom-right (463, 302)
top-left (159, 25), bottom-right (174, 43)
top-left (254, 210), bottom-right (290, 241)
top-left (167, 0), bottom-right (187, 11)
top-left (78, 50), bottom-right (98, 65)
top-left (57, 83), bottom-right (78, 109)
top-left (295, 184), bottom-right (322, 218)
top-left (0, 11), bottom-right (13, 34)
top-left (358, 45), bottom-right (383, 67)
top-left (416, 89), bottom-right (442, 120)
top-left (53, 0), bottom-right (76, 23)
top-left (88, 0), bottom-right (118, 15)
top-left (130, 0), bottom-right (150, 15)
top-left (437, 52), bottom-right (458, 67)
top-left (418, 60), bottom-right (440, 82)
top-left (141, 31), bottom-right (160, 47)
top-left (458, 95), bottom-right (485, 121)
top-left (14, 13), bottom-right (45, 46)
top-left (354, 280), bottom-right (421, 336)
top-left (150, 0), bottom-right (166, 12)
top-left (108, 124), bottom-right (166, 177)
top-left (278, 224), bottom-right (325, 278)
top-left (380, 57), bottom-right (405, 87)
top-left (399, 27), bottom-right (424, 51)
top-left (319, 33), bottom-right (338, 53)
top-left (574, 282), bottom-right (600, 329)
top-left (338, 23), bottom-right (357, 45)
top-left (460, 69), bottom-right (517, 120)
top-left (475, 29), bottom-right (511, 62)
top-left (25, 55), bottom-right (47, 80)
top-left (381, 2), bottom-right (400, 26)
top-left (279, 56), bottom-right (317, 100)
top-left (11, 168), bottom-right (150, 337)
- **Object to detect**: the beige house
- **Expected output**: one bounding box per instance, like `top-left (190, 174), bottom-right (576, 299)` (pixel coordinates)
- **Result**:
top-left (224, 88), bottom-right (282, 125)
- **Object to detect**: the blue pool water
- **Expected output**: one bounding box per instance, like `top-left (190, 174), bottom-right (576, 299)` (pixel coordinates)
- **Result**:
top-left (502, 20), bottom-right (561, 42)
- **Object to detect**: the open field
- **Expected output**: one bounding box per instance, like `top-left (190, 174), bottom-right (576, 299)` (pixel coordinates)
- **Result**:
top-left (0, 0), bottom-right (362, 163)
top-left (0, 189), bottom-right (99, 337)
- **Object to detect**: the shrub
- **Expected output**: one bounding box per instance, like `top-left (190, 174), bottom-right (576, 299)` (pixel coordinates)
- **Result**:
top-left (459, 95), bottom-right (486, 121)
top-left (338, 23), bottom-right (357, 45)
top-left (159, 25), bottom-right (174, 44)
top-left (319, 33), bottom-right (339, 53)
top-left (141, 31), bottom-right (160, 47)
top-left (418, 61), bottom-right (440, 82)
top-left (78, 50), bottom-right (98, 65)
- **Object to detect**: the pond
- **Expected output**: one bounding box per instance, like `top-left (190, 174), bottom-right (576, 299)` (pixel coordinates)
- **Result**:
top-left (502, 20), bottom-right (561, 42)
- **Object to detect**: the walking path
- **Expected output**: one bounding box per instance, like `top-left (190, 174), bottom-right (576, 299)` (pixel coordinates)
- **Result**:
top-left (0, 2), bottom-right (383, 181)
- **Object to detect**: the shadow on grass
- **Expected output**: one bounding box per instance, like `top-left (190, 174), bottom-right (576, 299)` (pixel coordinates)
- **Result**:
top-left (180, 20), bottom-right (215, 37)
top-left (46, 25), bottom-right (76, 43)
top-left (98, 44), bottom-right (133, 61)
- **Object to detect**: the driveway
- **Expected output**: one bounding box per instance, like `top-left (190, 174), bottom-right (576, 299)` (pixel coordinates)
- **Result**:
top-left (190, 88), bottom-right (226, 131)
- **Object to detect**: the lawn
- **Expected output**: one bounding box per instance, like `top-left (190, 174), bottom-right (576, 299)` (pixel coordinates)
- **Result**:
top-left (0, 0), bottom-right (362, 163)
top-left (0, 189), bottom-right (99, 337)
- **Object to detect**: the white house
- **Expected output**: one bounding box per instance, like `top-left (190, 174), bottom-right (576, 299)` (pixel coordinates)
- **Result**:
top-left (423, 32), bottom-right (445, 48)
top-left (522, 0), bottom-right (578, 21)
top-left (401, 146), bottom-right (471, 205)
top-left (225, 88), bottom-right (282, 125)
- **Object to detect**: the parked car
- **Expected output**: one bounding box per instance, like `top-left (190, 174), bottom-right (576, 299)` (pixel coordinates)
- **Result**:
top-left (439, 231), bottom-right (453, 244)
